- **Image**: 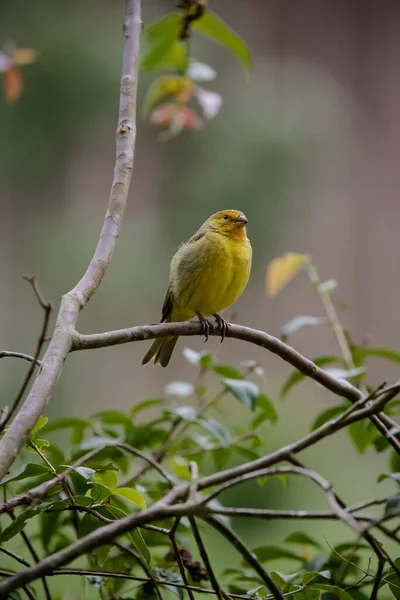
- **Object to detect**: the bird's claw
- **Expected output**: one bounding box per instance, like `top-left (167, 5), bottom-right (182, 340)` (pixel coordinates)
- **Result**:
top-left (214, 314), bottom-right (230, 343)
top-left (196, 312), bottom-right (213, 342)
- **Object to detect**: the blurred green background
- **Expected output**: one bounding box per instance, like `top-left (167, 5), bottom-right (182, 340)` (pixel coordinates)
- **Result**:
top-left (1, 1), bottom-right (399, 598)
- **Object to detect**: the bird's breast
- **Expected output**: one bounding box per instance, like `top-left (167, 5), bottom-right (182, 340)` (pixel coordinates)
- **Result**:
top-left (171, 232), bottom-right (252, 318)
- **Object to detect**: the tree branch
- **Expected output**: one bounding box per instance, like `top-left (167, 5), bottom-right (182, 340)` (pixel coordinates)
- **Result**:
top-left (0, 0), bottom-right (142, 481)
top-left (0, 275), bottom-right (52, 436)
top-left (188, 517), bottom-right (225, 600)
top-left (0, 351), bottom-right (41, 365)
top-left (204, 515), bottom-right (284, 600)
top-left (72, 320), bottom-right (400, 454)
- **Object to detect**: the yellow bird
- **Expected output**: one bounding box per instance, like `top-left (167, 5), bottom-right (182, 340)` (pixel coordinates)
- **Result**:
top-left (142, 209), bottom-right (252, 367)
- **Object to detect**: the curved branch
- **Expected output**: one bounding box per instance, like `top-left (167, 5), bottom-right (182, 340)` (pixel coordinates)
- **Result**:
top-left (72, 321), bottom-right (363, 401)
top-left (0, 351), bottom-right (41, 366)
top-left (72, 321), bottom-right (400, 455)
top-left (0, 0), bottom-right (142, 481)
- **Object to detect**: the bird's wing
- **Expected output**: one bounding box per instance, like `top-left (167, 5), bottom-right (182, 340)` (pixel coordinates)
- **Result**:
top-left (160, 287), bottom-right (173, 322)
top-left (187, 230), bottom-right (206, 244)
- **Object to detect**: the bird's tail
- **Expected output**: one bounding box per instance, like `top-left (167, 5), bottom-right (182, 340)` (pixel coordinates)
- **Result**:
top-left (141, 336), bottom-right (178, 367)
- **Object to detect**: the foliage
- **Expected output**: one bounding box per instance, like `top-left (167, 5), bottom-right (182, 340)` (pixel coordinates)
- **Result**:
top-left (140, 0), bottom-right (250, 138)
top-left (0, 3), bottom-right (400, 600)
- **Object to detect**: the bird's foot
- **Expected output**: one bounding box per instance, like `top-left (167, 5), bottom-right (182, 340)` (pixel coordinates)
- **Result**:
top-left (214, 313), bottom-right (230, 343)
top-left (196, 312), bottom-right (213, 342)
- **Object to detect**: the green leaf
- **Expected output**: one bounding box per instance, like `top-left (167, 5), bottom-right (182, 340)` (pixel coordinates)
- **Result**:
top-left (257, 394), bottom-right (278, 423)
top-left (59, 465), bottom-right (95, 480)
top-left (280, 356), bottom-right (341, 399)
top-left (214, 364), bottom-right (243, 379)
top-left (42, 417), bottom-right (89, 433)
top-left (129, 528), bottom-right (151, 565)
top-left (212, 448), bottom-right (233, 471)
top-left (384, 494), bottom-right (400, 517)
top-left (0, 509), bottom-right (37, 542)
top-left (192, 11), bottom-right (251, 72)
top-left (271, 570), bottom-right (299, 590)
top-left (354, 346), bottom-right (400, 364)
top-left (198, 416), bottom-right (231, 446)
top-left (281, 316), bottom-right (327, 341)
top-left (295, 590), bottom-right (320, 600)
top-left (40, 509), bottom-right (62, 552)
top-left (31, 415), bottom-right (48, 436)
top-left (377, 473), bottom-right (400, 485)
top-left (131, 398), bottom-right (164, 416)
top-left (79, 513), bottom-right (101, 538)
top-left (140, 14), bottom-right (182, 71)
top-left (94, 469), bottom-right (118, 491)
top-left (310, 584), bottom-right (353, 600)
top-left (233, 445), bottom-right (259, 461)
top-left (0, 463), bottom-right (51, 485)
top-left (302, 571), bottom-right (331, 585)
top-left (285, 531), bottom-right (321, 549)
top-left (311, 405), bottom-right (348, 431)
top-left (223, 378), bottom-right (259, 410)
top-left (391, 450), bottom-right (400, 473)
top-left (323, 366), bottom-right (366, 381)
top-left (246, 586), bottom-right (266, 598)
top-left (251, 411), bottom-right (270, 429)
top-left (113, 487), bottom-right (146, 509)
top-left (87, 482), bottom-right (111, 503)
top-left (381, 557), bottom-right (400, 600)
top-left (348, 419), bottom-right (376, 453)
top-left (253, 545), bottom-right (302, 562)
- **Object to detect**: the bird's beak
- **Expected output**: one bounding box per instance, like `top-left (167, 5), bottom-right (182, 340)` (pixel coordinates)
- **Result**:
top-left (236, 215), bottom-right (248, 224)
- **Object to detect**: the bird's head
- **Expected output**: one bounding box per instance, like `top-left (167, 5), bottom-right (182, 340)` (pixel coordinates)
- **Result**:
top-left (206, 209), bottom-right (249, 237)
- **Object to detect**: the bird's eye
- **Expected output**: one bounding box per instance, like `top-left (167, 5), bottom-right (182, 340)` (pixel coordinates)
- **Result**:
top-left (223, 215), bottom-right (229, 220)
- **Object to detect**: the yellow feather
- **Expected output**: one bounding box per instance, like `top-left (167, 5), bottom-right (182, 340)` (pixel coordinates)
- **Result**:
top-left (142, 209), bottom-right (252, 367)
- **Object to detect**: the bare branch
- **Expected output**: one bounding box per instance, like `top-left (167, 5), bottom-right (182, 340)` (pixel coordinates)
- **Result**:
top-left (371, 558), bottom-right (386, 600)
top-left (0, 546), bottom-right (31, 568)
top-left (11, 568), bottom-right (252, 600)
top-left (205, 516), bottom-right (284, 600)
top-left (0, 276), bottom-right (52, 436)
top-left (0, 0), bottom-right (142, 481)
top-left (189, 517), bottom-right (225, 600)
top-left (72, 321), bottom-right (400, 454)
top-left (204, 506), bottom-right (375, 522)
top-left (0, 351), bottom-right (41, 365)
top-left (169, 518), bottom-right (197, 600)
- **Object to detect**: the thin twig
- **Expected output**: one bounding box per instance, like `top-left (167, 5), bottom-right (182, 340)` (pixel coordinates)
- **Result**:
top-left (0, 351), bottom-right (41, 365)
top-left (203, 507), bottom-right (375, 521)
top-left (371, 558), bottom-right (386, 600)
top-left (0, 275), bottom-right (52, 436)
top-left (6, 507), bottom-right (52, 600)
top-left (189, 517), bottom-right (225, 600)
top-left (169, 518), bottom-right (196, 600)
top-left (0, 546), bottom-right (31, 568)
top-left (115, 541), bottom-right (164, 600)
top-left (205, 515), bottom-right (284, 600)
